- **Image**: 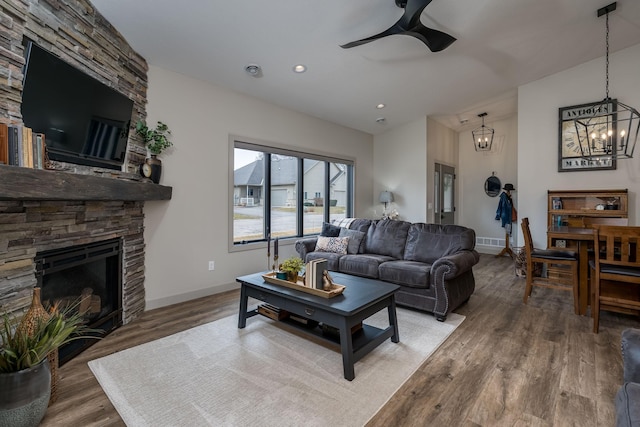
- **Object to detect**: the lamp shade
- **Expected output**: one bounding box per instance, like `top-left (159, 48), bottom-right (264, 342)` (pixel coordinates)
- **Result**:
top-left (379, 191), bottom-right (394, 204)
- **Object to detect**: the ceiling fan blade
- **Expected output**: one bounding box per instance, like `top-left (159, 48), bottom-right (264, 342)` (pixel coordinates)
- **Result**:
top-left (340, 25), bottom-right (401, 49)
top-left (406, 22), bottom-right (456, 52)
top-left (399, 0), bottom-right (434, 28)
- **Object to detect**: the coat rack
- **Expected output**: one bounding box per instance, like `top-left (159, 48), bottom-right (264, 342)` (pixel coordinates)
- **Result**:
top-left (495, 184), bottom-right (516, 259)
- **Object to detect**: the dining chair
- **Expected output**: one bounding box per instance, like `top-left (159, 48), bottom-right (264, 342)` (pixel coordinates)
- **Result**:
top-left (584, 216), bottom-right (629, 265)
top-left (521, 217), bottom-right (579, 313)
top-left (590, 225), bottom-right (640, 333)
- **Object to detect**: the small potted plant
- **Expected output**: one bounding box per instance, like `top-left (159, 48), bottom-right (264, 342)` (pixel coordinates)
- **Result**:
top-left (279, 257), bottom-right (305, 282)
top-left (135, 120), bottom-right (173, 184)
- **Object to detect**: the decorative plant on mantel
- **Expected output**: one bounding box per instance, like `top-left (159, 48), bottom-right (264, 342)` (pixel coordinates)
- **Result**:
top-left (135, 120), bottom-right (173, 156)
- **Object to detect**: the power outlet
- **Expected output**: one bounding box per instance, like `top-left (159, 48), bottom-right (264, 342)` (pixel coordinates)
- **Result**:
top-left (208, 261), bottom-right (215, 271)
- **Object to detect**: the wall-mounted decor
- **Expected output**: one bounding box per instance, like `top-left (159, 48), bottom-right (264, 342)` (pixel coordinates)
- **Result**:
top-left (484, 173), bottom-right (501, 197)
top-left (558, 101), bottom-right (617, 172)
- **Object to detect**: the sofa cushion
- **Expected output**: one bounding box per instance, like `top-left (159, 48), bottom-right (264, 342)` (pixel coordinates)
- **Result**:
top-left (306, 251), bottom-right (342, 272)
top-left (321, 222), bottom-right (342, 237)
top-left (404, 223), bottom-right (476, 264)
top-left (315, 236), bottom-right (349, 254)
top-left (339, 254), bottom-right (394, 278)
top-left (347, 218), bottom-right (373, 233)
top-left (364, 219), bottom-right (411, 259)
top-left (339, 228), bottom-right (366, 254)
top-left (615, 382), bottom-right (640, 427)
top-left (379, 260), bottom-right (431, 288)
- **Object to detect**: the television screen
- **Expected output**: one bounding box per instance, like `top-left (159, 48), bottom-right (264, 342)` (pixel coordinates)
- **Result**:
top-left (21, 41), bottom-right (134, 170)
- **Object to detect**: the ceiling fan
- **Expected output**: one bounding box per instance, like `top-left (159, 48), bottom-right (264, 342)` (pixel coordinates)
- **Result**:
top-left (340, 0), bottom-right (456, 52)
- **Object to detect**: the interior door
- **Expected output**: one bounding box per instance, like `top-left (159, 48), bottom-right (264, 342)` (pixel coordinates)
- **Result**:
top-left (434, 163), bottom-right (455, 225)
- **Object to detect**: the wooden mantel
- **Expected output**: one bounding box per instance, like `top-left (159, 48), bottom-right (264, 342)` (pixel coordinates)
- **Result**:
top-left (0, 165), bottom-right (172, 201)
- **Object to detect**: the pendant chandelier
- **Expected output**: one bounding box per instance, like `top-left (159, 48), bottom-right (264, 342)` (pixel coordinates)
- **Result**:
top-left (575, 2), bottom-right (639, 160)
top-left (472, 112), bottom-right (494, 151)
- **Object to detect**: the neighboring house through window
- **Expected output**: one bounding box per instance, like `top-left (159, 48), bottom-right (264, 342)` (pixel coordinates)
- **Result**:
top-left (232, 139), bottom-right (354, 244)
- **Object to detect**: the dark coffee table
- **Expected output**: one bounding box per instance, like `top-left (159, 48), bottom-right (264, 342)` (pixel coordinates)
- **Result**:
top-left (236, 271), bottom-right (400, 381)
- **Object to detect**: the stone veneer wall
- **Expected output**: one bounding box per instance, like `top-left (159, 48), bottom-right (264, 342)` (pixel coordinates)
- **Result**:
top-left (0, 0), bottom-right (153, 322)
top-left (0, 0), bottom-right (149, 171)
top-left (0, 200), bottom-right (146, 322)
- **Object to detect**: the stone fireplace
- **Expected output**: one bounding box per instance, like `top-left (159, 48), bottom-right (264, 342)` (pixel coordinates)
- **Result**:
top-left (0, 166), bottom-right (172, 361)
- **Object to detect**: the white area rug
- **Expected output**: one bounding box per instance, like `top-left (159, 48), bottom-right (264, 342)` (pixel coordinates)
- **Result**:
top-left (89, 308), bottom-right (464, 427)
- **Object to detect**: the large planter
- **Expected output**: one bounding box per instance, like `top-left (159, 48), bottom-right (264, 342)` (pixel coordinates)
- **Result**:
top-left (0, 359), bottom-right (51, 427)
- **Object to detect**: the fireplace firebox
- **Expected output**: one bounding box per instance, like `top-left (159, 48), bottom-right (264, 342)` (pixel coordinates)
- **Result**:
top-left (35, 238), bottom-right (123, 364)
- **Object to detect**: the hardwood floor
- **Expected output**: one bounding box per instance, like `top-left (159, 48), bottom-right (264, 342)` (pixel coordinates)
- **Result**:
top-left (40, 254), bottom-right (638, 426)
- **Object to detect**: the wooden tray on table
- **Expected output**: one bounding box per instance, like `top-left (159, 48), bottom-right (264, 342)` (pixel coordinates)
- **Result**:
top-left (262, 272), bottom-right (345, 298)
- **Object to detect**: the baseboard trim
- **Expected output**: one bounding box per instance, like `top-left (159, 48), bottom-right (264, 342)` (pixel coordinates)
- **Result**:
top-left (145, 282), bottom-right (240, 311)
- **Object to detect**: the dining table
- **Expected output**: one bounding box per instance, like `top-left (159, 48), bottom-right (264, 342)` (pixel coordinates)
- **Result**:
top-left (546, 226), bottom-right (595, 315)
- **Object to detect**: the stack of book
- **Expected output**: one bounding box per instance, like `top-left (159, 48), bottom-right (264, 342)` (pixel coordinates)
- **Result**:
top-left (0, 124), bottom-right (46, 169)
top-left (305, 258), bottom-right (328, 290)
top-left (257, 303), bottom-right (289, 321)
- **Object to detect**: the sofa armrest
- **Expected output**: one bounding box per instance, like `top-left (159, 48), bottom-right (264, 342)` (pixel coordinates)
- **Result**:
top-left (431, 250), bottom-right (480, 279)
top-left (622, 328), bottom-right (640, 384)
top-left (294, 237), bottom-right (318, 261)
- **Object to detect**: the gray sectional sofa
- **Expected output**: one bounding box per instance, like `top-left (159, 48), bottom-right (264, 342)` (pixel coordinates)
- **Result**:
top-left (295, 218), bottom-right (479, 321)
top-left (617, 328), bottom-right (640, 426)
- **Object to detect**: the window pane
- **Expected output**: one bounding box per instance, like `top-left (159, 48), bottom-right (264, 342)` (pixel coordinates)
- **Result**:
top-left (443, 171), bottom-right (454, 213)
top-left (233, 148), bottom-right (265, 242)
top-left (232, 141), bottom-right (354, 244)
top-left (303, 159), bottom-right (325, 235)
top-left (329, 162), bottom-right (348, 223)
top-left (271, 155), bottom-right (297, 238)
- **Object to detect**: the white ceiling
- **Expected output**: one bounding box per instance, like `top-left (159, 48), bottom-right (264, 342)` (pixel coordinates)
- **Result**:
top-left (91, 0), bottom-right (640, 135)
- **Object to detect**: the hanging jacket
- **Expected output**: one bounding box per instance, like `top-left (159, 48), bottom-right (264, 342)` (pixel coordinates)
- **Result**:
top-left (495, 192), bottom-right (513, 228)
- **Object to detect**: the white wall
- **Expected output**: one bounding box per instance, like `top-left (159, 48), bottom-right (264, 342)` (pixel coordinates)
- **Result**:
top-left (458, 115), bottom-right (518, 253)
top-left (518, 43), bottom-right (640, 248)
top-left (372, 117), bottom-right (427, 222)
top-left (143, 66), bottom-right (373, 308)
top-left (427, 118), bottom-right (459, 224)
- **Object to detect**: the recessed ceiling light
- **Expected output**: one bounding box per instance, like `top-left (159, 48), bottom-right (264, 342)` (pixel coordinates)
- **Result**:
top-left (376, 103), bottom-right (386, 109)
top-left (245, 64), bottom-right (262, 77)
top-left (376, 117), bottom-right (386, 124)
top-left (293, 64), bottom-right (307, 73)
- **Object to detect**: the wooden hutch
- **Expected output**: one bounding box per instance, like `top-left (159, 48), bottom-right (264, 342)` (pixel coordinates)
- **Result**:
top-left (547, 189), bottom-right (628, 247)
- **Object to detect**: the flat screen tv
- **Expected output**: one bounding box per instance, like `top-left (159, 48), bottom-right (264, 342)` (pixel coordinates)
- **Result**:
top-left (21, 41), bottom-right (134, 170)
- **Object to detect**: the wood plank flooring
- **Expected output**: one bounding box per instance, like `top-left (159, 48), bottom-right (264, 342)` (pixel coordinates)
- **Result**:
top-left (40, 254), bottom-right (638, 426)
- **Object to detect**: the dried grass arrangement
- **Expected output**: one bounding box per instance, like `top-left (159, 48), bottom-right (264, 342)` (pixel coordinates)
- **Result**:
top-left (0, 289), bottom-right (97, 374)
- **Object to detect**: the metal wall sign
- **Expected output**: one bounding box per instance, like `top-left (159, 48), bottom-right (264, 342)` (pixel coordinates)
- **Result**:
top-left (558, 100), bottom-right (617, 172)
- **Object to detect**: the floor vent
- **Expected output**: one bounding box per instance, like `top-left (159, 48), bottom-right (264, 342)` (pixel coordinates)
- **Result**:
top-left (476, 237), bottom-right (507, 247)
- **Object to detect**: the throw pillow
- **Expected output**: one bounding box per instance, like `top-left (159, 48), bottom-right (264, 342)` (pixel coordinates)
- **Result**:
top-left (321, 222), bottom-right (341, 237)
top-left (315, 236), bottom-right (349, 254)
top-left (339, 228), bottom-right (366, 254)
top-left (332, 217), bottom-right (356, 229)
